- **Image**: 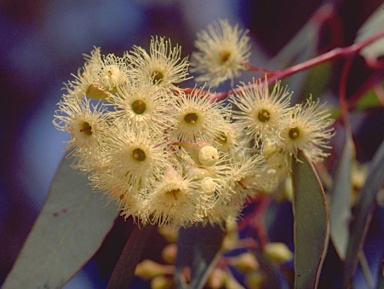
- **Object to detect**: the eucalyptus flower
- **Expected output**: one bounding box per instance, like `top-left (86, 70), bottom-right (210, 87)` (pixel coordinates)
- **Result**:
top-left (231, 78), bottom-right (292, 147)
top-left (126, 36), bottom-right (190, 90)
top-left (280, 97), bottom-right (335, 162)
top-left (191, 19), bottom-right (251, 87)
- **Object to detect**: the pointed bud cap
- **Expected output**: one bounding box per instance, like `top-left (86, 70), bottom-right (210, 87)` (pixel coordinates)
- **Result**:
top-left (173, 141), bottom-right (217, 166)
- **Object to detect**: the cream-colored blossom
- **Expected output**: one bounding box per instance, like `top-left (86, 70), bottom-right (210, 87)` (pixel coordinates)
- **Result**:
top-left (171, 88), bottom-right (229, 142)
top-left (126, 36), bottom-right (190, 90)
top-left (256, 145), bottom-right (291, 193)
top-left (145, 166), bottom-right (205, 227)
top-left (109, 81), bottom-right (175, 133)
top-left (101, 123), bottom-right (168, 191)
top-left (53, 36), bottom-right (335, 228)
top-left (280, 97), bottom-right (334, 162)
top-left (66, 48), bottom-right (128, 100)
top-left (53, 96), bottom-right (110, 171)
top-left (201, 193), bottom-right (243, 226)
top-left (231, 78), bottom-right (292, 147)
top-left (230, 154), bottom-right (264, 198)
top-left (191, 19), bottom-right (251, 87)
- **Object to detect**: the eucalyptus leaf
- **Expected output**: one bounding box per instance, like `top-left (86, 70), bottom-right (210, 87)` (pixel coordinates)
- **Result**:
top-left (329, 132), bottom-right (353, 260)
top-left (2, 155), bottom-right (118, 289)
top-left (355, 3), bottom-right (384, 58)
top-left (342, 139), bottom-right (384, 288)
top-left (292, 152), bottom-right (329, 289)
top-left (268, 20), bottom-right (317, 71)
top-left (175, 224), bottom-right (225, 289)
top-left (355, 87), bottom-right (383, 111)
top-left (268, 20), bottom-right (318, 102)
top-left (107, 224), bottom-right (156, 289)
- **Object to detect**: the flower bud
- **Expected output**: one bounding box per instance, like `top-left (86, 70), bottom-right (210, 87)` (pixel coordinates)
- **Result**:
top-left (86, 84), bottom-right (110, 101)
top-left (198, 146), bottom-right (219, 166)
top-left (165, 165), bottom-right (182, 180)
top-left (162, 243), bottom-right (177, 264)
top-left (151, 275), bottom-right (173, 289)
top-left (173, 141), bottom-right (218, 166)
top-left (230, 252), bottom-right (259, 273)
top-left (183, 161), bottom-right (212, 179)
top-left (135, 259), bottom-right (167, 280)
top-left (221, 235), bottom-right (238, 251)
top-left (244, 271), bottom-right (265, 289)
top-left (158, 226), bottom-right (178, 243)
top-left (206, 268), bottom-right (226, 289)
top-left (200, 177), bottom-right (216, 195)
top-left (262, 242), bottom-right (293, 264)
top-left (224, 272), bottom-right (245, 289)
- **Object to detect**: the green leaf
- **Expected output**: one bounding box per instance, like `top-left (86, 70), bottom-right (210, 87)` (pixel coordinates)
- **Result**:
top-left (175, 224), bottom-right (225, 289)
top-left (342, 139), bottom-right (384, 288)
top-left (2, 155), bottom-right (118, 289)
top-left (302, 62), bottom-right (332, 100)
top-left (329, 132), bottom-right (353, 260)
top-left (107, 224), bottom-right (156, 289)
top-left (292, 152), bottom-right (329, 289)
top-left (355, 88), bottom-right (383, 111)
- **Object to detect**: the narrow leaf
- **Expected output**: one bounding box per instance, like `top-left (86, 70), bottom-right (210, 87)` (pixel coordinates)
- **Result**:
top-left (342, 139), bottom-right (384, 288)
top-left (355, 3), bottom-right (384, 59)
top-left (107, 224), bottom-right (156, 289)
top-left (292, 152), bottom-right (329, 289)
top-left (329, 132), bottom-right (353, 260)
top-left (175, 224), bottom-right (225, 289)
top-left (2, 155), bottom-right (118, 289)
top-left (355, 88), bottom-right (383, 111)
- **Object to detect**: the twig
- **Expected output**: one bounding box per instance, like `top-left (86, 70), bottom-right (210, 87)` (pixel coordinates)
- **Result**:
top-left (211, 30), bottom-right (384, 103)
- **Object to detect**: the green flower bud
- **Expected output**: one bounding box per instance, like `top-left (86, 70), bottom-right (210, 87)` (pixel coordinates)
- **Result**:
top-left (263, 242), bottom-right (293, 263)
top-left (135, 259), bottom-right (167, 280)
top-left (230, 252), bottom-right (259, 273)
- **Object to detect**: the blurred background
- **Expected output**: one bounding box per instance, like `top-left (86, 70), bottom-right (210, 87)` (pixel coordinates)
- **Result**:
top-left (1, 0), bottom-right (383, 288)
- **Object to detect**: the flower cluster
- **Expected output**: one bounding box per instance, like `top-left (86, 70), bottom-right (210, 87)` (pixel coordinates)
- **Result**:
top-left (53, 20), bottom-right (334, 227)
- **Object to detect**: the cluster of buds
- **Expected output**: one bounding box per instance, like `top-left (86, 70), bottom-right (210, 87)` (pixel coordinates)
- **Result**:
top-left (134, 222), bottom-right (293, 289)
top-left (53, 20), bottom-right (334, 227)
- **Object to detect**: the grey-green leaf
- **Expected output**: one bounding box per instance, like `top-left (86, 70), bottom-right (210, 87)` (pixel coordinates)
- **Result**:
top-left (329, 132), bottom-right (353, 260)
top-left (292, 152), bottom-right (329, 289)
top-left (2, 155), bottom-right (118, 289)
top-left (343, 139), bottom-right (384, 288)
top-left (355, 3), bottom-right (384, 58)
top-left (175, 224), bottom-right (225, 289)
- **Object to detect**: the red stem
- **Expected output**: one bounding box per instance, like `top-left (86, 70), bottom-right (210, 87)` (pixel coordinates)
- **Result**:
top-left (243, 62), bottom-right (275, 74)
top-left (210, 30), bottom-right (384, 103)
